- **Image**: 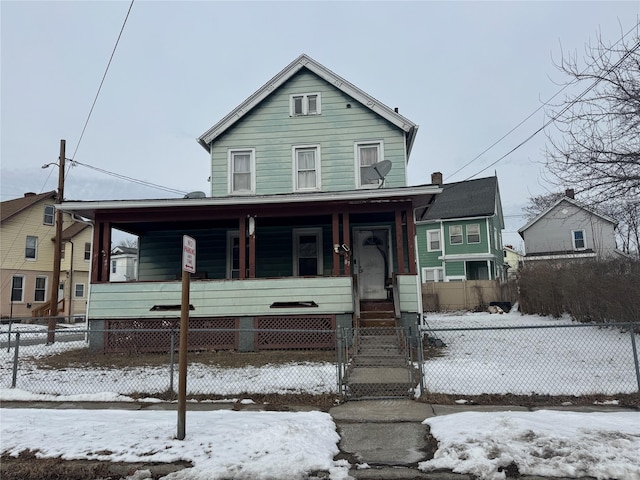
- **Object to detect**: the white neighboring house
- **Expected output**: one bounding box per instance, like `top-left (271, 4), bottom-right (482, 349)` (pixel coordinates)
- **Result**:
top-left (503, 245), bottom-right (524, 278)
top-left (109, 246), bottom-right (138, 282)
top-left (518, 190), bottom-right (622, 263)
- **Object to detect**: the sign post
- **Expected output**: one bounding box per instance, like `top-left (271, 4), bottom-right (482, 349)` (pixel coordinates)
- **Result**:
top-left (177, 235), bottom-right (195, 440)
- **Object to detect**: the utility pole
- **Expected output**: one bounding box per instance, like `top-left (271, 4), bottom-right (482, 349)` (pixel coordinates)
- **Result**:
top-left (46, 140), bottom-right (65, 345)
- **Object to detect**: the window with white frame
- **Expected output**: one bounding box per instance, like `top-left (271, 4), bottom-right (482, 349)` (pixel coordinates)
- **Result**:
top-left (43, 204), bottom-right (54, 225)
top-left (75, 283), bottom-right (85, 298)
top-left (572, 229), bottom-right (586, 250)
top-left (449, 225), bottom-right (463, 245)
top-left (355, 141), bottom-right (384, 188)
top-left (427, 230), bottom-right (441, 252)
top-left (293, 145), bottom-right (320, 191)
top-left (25, 236), bottom-right (37, 260)
top-left (84, 242), bottom-right (91, 261)
top-left (466, 224), bottom-right (481, 244)
top-left (290, 93), bottom-right (320, 116)
top-left (34, 276), bottom-right (47, 302)
top-left (293, 228), bottom-right (322, 276)
top-left (422, 267), bottom-right (444, 282)
top-left (229, 149), bottom-right (255, 194)
top-left (11, 276), bottom-right (24, 302)
top-left (111, 260), bottom-right (117, 274)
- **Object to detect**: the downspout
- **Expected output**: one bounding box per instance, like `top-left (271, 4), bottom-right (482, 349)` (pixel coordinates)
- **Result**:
top-left (68, 240), bottom-right (74, 322)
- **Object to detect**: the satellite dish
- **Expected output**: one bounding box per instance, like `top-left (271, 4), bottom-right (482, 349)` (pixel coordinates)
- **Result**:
top-left (361, 160), bottom-right (392, 187)
top-left (184, 191), bottom-right (206, 199)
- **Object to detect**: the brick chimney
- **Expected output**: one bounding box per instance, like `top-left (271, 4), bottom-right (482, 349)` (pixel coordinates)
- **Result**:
top-left (565, 188), bottom-right (575, 199)
top-left (431, 172), bottom-right (443, 186)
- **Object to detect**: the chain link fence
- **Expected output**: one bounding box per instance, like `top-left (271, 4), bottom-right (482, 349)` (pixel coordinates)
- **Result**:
top-left (1, 322), bottom-right (638, 400)
top-left (421, 322), bottom-right (640, 397)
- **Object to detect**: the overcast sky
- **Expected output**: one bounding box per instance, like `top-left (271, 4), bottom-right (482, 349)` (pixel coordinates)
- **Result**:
top-left (2, 1), bottom-right (639, 249)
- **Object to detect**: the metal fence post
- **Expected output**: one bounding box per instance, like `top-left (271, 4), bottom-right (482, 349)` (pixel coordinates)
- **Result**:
top-left (169, 330), bottom-right (176, 393)
top-left (336, 328), bottom-right (343, 395)
top-left (11, 332), bottom-right (20, 388)
top-left (7, 320), bottom-right (13, 353)
top-left (629, 324), bottom-right (640, 394)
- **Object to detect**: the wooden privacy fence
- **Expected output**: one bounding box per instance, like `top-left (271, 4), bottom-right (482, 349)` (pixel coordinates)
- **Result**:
top-left (422, 280), bottom-right (503, 312)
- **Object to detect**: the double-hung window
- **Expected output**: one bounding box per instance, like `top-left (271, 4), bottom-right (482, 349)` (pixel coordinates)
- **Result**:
top-left (293, 228), bottom-right (322, 276)
top-left (229, 149), bottom-right (255, 194)
top-left (293, 145), bottom-right (320, 191)
top-left (422, 267), bottom-right (444, 283)
top-left (84, 243), bottom-right (91, 261)
top-left (572, 229), bottom-right (586, 250)
top-left (11, 276), bottom-right (24, 302)
top-left (290, 93), bottom-right (320, 116)
top-left (449, 225), bottom-right (463, 245)
top-left (75, 283), bottom-right (85, 298)
top-left (34, 276), bottom-right (47, 302)
top-left (43, 205), bottom-right (54, 225)
top-left (427, 230), bottom-right (441, 252)
top-left (355, 141), bottom-right (384, 188)
top-left (466, 224), bottom-right (480, 244)
top-left (25, 236), bottom-right (37, 260)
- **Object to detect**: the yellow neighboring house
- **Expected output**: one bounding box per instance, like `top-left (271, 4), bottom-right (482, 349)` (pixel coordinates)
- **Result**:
top-left (1, 191), bottom-right (93, 322)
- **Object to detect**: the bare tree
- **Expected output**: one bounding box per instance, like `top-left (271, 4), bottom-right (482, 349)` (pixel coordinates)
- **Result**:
top-left (116, 237), bottom-right (138, 249)
top-left (522, 191), bottom-right (565, 221)
top-left (544, 29), bottom-right (640, 204)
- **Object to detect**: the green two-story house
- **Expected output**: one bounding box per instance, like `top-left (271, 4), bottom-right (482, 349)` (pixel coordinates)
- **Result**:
top-left (61, 54), bottom-right (441, 351)
top-left (417, 173), bottom-right (505, 282)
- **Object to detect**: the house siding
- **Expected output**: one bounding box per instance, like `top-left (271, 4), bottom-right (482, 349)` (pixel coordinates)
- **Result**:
top-left (209, 70), bottom-right (407, 196)
top-left (522, 200), bottom-right (617, 256)
top-left (88, 277), bottom-right (353, 318)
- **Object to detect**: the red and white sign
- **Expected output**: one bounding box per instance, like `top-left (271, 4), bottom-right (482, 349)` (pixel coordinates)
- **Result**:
top-left (182, 235), bottom-right (196, 273)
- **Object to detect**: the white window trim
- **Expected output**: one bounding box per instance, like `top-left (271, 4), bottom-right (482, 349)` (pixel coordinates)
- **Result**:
top-left (292, 144), bottom-right (321, 192)
top-left (43, 204), bottom-right (55, 225)
top-left (84, 242), bottom-right (91, 262)
top-left (466, 224), bottom-right (481, 244)
top-left (293, 227), bottom-right (323, 276)
top-left (449, 225), bottom-right (463, 245)
top-left (228, 148), bottom-right (256, 195)
top-left (25, 236), bottom-right (38, 260)
top-left (34, 275), bottom-right (48, 303)
top-left (427, 230), bottom-right (441, 252)
top-left (421, 267), bottom-right (444, 283)
top-left (354, 141), bottom-right (385, 189)
top-left (289, 92), bottom-right (321, 116)
top-left (74, 283), bottom-right (85, 298)
top-left (11, 275), bottom-right (25, 303)
top-left (572, 229), bottom-right (587, 250)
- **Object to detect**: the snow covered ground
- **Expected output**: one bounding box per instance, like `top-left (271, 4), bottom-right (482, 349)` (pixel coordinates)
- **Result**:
top-left (1, 310), bottom-right (639, 479)
top-left (1, 407), bottom-right (638, 480)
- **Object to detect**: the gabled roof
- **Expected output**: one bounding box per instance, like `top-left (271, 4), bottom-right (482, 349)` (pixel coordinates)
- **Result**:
top-left (419, 176), bottom-right (500, 221)
top-left (197, 53), bottom-right (418, 158)
top-left (517, 196), bottom-right (618, 238)
top-left (112, 246), bottom-right (137, 255)
top-left (0, 191), bottom-right (57, 223)
top-left (61, 222), bottom-right (90, 241)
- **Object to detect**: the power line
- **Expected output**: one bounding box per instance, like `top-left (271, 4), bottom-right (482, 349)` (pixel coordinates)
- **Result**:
top-left (447, 20), bottom-right (640, 182)
top-left (69, 0), bottom-right (135, 163)
top-left (463, 36), bottom-right (640, 182)
top-left (70, 160), bottom-right (188, 196)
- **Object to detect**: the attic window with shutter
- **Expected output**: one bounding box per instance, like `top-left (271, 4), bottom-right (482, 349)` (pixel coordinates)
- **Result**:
top-left (290, 93), bottom-right (321, 116)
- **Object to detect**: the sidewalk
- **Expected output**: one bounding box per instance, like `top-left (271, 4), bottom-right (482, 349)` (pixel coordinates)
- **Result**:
top-left (1, 399), bottom-right (637, 480)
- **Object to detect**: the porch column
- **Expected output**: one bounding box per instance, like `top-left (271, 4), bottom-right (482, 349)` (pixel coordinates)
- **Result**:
top-left (407, 208), bottom-right (417, 275)
top-left (343, 213), bottom-right (351, 276)
top-left (91, 219), bottom-right (111, 283)
top-left (248, 215), bottom-right (256, 278)
top-left (239, 216), bottom-right (246, 279)
top-left (332, 212), bottom-right (340, 276)
top-left (395, 209), bottom-right (406, 273)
